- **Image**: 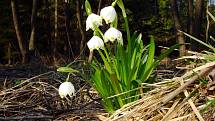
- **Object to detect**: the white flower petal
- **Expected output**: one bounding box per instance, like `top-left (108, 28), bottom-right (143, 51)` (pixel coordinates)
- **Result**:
top-left (100, 6), bottom-right (116, 24)
top-left (86, 13), bottom-right (102, 31)
top-left (87, 36), bottom-right (104, 51)
top-left (104, 27), bottom-right (123, 44)
top-left (59, 82), bottom-right (75, 98)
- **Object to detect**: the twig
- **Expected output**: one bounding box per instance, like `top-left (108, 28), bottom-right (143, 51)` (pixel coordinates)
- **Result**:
top-left (161, 64), bottom-right (215, 105)
top-left (0, 115), bottom-right (53, 120)
top-left (3, 71), bottom-right (54, 91)
top-left (169, 114), bottom-right (192, 121)
top-left (161, 99), bottom-right (180, 120)
top-left (180, 79), bottom-right (205, 121)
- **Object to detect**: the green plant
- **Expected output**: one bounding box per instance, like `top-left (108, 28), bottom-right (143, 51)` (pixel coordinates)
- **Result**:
top-left (83, 0), bottom-right (178, 113)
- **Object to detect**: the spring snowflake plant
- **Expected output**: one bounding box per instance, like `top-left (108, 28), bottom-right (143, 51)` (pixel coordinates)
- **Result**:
top-left (57, 0), bottom-right (178, 113)
top-left (84, 0), bottom-right (178, 113)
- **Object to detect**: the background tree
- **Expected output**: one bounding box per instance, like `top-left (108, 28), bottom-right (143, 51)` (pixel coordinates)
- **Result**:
top-left (170, 0), bottom-right (186, 56)
top-left (0, 0), bottom-right (212, 65)
top-left (28, 0), bottom-right (38, 56)
top-left (11, 0), bottom-right (28, 63)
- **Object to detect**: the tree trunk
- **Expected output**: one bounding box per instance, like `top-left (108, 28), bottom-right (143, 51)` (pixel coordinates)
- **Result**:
top-left (187, 0), bottom-right (194, 51)
top-left (11, 0), bottom-right (27, 63)
top-left (63, 2), bottom-right (73, 59)
top-left (45, 0), bottom-right (52, 54)
top-left (153, 0), bottom-right (158, 16)
top-left (29, 0), bottom-right (38, 52)
top-left (170, 0), bottom-right (186, 56)
top-left (54, 0), bottom-right (58, 65)
top-left (76, 0), bottom-right (86, 55)
top-left (188, 0), bottom-right (193, 35)
top-left (191, 0), bottom-right (203, 51)
top-left (193, 0), bottom-right (203, 38)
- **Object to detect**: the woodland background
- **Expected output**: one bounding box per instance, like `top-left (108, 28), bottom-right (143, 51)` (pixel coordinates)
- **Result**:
top-left (0, 0), bottom-right (215, 66)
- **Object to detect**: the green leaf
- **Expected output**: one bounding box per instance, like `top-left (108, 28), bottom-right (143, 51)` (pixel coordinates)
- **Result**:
top-left (138, 36), bottom-right (155, 83)
top-left (130, 48), bottom-right (137, 69)
top-left (57, 67), bottom-right (79, 73)
top-left (130, 32), bottom-right (138, 50)
top-left (143, 36), bottom-right (155, 75)
top-left (85, 0), bottom-right (92, 16)
top-left (132, 79), bottom-right (142, 85)
top-left (136, 33), bottom-right (142, 45)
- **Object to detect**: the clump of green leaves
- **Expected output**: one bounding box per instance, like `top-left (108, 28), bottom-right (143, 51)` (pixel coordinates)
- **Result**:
top-left (83, 0), bottom-right (178, 113)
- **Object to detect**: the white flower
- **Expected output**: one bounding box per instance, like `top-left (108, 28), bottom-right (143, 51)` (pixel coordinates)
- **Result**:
top-left (87, 36), bottom-right (104, 51)
top-left (59, 82), bottom-right (75, 98)
top-left (100, 6), bottom-right (117, 24)
top-left (104, 27), bottom-right (123, 44)
top-left (86, 13), bottom-right (102, 31)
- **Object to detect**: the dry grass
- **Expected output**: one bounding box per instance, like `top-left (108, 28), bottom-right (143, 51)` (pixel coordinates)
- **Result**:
top-left (107, 62), bottom-right (215, 121)
top-left (0, 61), bottom-right (215, 121)
top-left (0, 71), bottom-right (107, 120)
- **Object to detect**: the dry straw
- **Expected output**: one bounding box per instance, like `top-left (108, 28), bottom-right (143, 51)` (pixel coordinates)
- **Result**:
top-left (107, 62), bottom-right (215, 121)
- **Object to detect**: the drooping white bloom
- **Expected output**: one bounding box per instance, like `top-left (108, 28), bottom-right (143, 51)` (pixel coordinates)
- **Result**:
top-left (100, 6), bottom-right (117, 24)
top-left (86, 13), bottom-right (102, 31)
top-left (59, 82), bottom-right (75, 98)
top-left (87, 36), bottom-right (104, 51)
top-left (104, 27), bottom-right (123, 44)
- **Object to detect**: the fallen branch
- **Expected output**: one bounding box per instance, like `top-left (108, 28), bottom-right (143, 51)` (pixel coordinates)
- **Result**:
top-left (161, 64), bottom-right (215, 105)
top-left (180, 80), bottom-right (204, 121)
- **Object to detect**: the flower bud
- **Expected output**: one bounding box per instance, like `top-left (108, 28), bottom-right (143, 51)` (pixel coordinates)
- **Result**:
top-left (100, 6), bottom-right (117, 24)
top-left (59, 82), bottom-right (75, 98)
top-left (87, 36), bottom-right (104, 51)
top-left (104, 27), bottom-right (123, 44)
top-left (86, 13), bottom-right (102, 31)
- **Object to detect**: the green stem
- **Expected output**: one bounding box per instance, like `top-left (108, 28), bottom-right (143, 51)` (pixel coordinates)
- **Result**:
top-left (112, 0), bottom-right (118, 7)
top-left (94, 25), bottom-right (111, 63)
top-left (66, 73), bottom-right (71, 81)
top-left (110, 74), bottom-right (124, 107)
top-left (98, 49), bottom-right (112, 73)
top-left (103, 47), bottom-right (111, 62)
top-left (117, 0), bottom-right (130, 43)
top-left (116, 0), bottom-right (131, 60)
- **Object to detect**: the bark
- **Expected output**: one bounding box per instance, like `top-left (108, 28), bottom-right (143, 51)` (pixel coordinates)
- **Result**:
top-left (7, 42), bottom-right (11, 65)
top-left (76, 0), bottom-right (86, 55)
top-left (153, 0), bottom-right (158, 16)
top-left (44, 0), bottom-right (52, 53)
top-left (54, 0), bottom-right (58, 64)
top-left (190, 0), bottom-right (203, 51)
top-left (63, 2), bottom-right (73, 59)
top-left (187, 0), bottom-right (194, 51)
top-left (170, 0), bottom-right (186, 56)
top-left (188, 0), bottom-right (193, 35)
top-left (29, 0), bottom-right (38, 51)
top-left (11, 0), bottom-right (27, 63)
top-left (193, 0), bottom-right (203, 38)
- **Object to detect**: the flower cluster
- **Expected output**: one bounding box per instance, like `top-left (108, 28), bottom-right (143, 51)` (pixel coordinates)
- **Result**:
top-left (86, 5), bottom-right (123, 51)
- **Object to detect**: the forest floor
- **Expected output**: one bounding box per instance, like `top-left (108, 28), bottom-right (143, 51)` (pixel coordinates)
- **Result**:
top-left (0, 60), bottom-right (214, 121)
top-left (0, 62), bottom-right (108, 121)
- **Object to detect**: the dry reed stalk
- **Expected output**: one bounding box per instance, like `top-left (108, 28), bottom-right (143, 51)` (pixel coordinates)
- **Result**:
top-left (107, 62), bottom-right (215, 121)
